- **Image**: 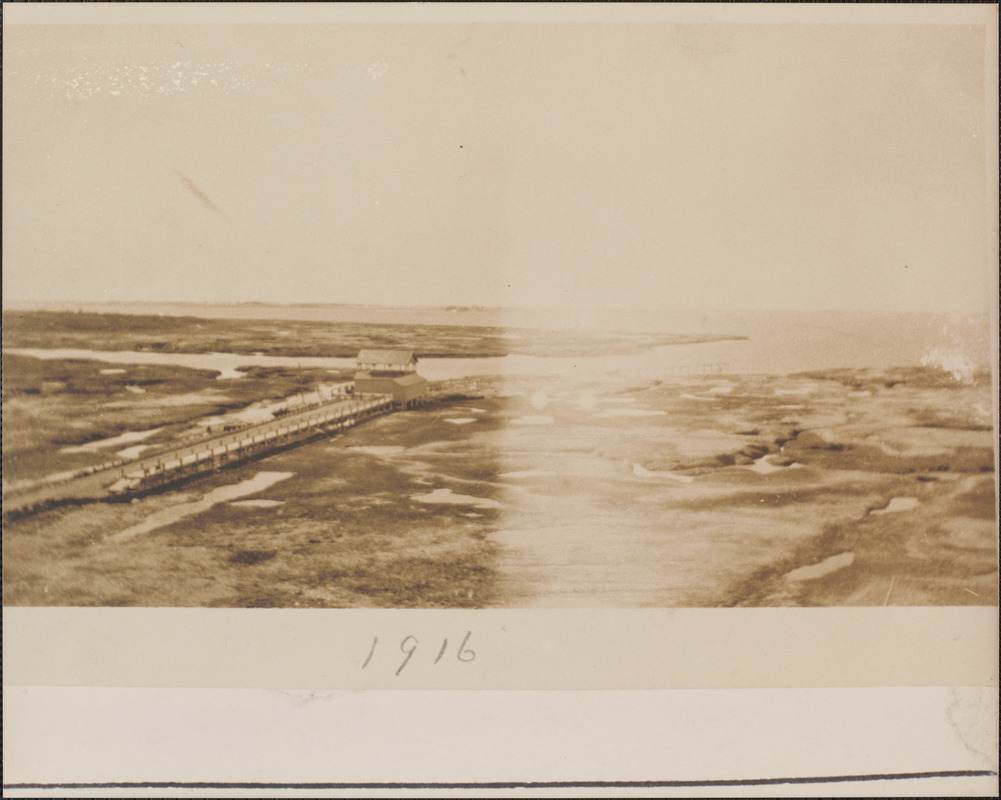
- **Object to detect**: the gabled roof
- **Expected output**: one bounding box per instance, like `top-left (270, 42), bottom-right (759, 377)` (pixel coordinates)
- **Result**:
top-left (356, 349), bottom-right (417, 365)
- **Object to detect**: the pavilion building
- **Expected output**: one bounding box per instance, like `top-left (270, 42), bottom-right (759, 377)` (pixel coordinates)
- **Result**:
top-left (353, 349), bottom-right (430, 408)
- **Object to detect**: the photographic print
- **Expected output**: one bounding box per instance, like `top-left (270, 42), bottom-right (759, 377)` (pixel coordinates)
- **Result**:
top-left (2, 3), bottom-right (998, 795)
top-left (3, 9), bottom-right (996, 612)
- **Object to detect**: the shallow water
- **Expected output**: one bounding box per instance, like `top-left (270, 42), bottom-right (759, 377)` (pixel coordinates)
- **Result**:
top-left (108, 472), bottom-right (293, 542)
top-left (4, 347), bottom-right (358, 379)
top-left (632, 463), bottom-right (695, 483)
top-left (784, 552), bottom-right (856, 581)
top-left (60, 426), bottom-right (163, 454)
top-left (230, 499), bottom-right (285, 509)
top-left (4, 310), bottom-right (993, 384)
top-left (116, 445), bottom-right (153, 460)
top-left (594, 408), bottom-right (667, 418)
top-left (870, 497), bottom-right (921, 515)
top-left (411, 488), bottom-right (502, 510)
top-left (748, 455), bottom-right (802, 475)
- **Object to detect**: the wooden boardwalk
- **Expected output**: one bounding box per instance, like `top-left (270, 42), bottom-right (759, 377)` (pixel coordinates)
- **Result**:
top-left (3, 394), bottom-right (396, 519)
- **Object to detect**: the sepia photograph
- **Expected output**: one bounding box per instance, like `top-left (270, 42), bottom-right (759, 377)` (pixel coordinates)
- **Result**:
top-left (3, 9), bottom-right (996, 611)
top-left (2, 2), bottom-right (998, 795)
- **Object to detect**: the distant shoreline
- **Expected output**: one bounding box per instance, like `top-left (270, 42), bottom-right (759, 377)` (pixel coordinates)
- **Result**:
top-left (4, 301), bottom-right (987, 349)
top-left (2, 309), bottom-right (745, 362)
top-left (4, 304), bottom-right (992, 376)
top-left (5, 298), bottom-right (984, 311)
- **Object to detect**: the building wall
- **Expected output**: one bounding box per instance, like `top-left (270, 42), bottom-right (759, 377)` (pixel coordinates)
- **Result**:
top-left (354, 375), bottom-right (428, 404)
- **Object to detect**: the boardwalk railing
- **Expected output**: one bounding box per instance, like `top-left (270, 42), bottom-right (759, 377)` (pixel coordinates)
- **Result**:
top-left (113, 395), bottom-right (394, 494)
top-left (3, 394), bottom-right (395, 516)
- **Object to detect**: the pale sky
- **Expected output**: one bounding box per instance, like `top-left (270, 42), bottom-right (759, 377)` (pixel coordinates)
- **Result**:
top-left (2, 16), bottom-right (995, 312)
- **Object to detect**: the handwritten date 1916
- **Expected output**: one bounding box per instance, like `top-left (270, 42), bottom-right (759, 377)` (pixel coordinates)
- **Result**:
top-left (361, 632), bottom-right (476, 676)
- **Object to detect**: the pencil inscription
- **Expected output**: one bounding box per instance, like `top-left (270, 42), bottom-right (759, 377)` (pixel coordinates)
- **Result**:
top-left (361, 632), bottom-right (476, 675)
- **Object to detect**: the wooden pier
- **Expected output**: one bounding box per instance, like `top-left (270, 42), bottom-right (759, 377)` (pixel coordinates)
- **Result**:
top-left (3, 393), bottom-right (397, 519)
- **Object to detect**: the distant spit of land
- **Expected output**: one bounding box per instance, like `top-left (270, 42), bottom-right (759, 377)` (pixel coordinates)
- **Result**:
top-left (1, 309), bottom-right (744, 359)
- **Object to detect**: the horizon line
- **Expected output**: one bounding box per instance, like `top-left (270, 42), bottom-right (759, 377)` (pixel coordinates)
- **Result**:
top-left (1, 298), bottom-right (991, 317)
